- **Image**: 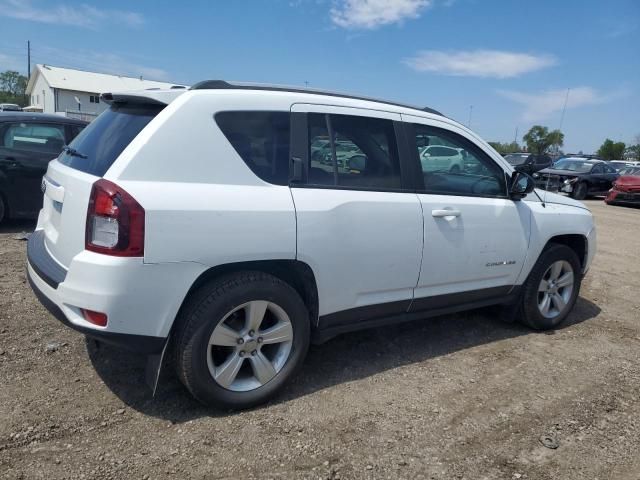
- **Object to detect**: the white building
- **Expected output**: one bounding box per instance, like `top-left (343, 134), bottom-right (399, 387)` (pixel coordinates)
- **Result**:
top-left (25, 64), bottom-right (182, 116)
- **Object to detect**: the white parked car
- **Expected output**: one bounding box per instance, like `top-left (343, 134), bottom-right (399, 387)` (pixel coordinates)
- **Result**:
top-left (420, 144), bottom-right (465, 173)
top-left (27, 81), bottom-right (596, 409)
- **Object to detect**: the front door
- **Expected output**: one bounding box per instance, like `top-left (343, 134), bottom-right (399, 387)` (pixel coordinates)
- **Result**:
top-left (289, 104), bottom-right (423, 328)
top-left (402, 115), bottom-right (531, 309)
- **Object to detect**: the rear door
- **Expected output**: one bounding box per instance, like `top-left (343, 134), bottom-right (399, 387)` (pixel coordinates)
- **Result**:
top-left (0, 120), bottom-right (66, 216)
top-left (402, 114), bottom-right (530, 306)
top-left (40, 103), bottom-right (164, 267)
top-left (289, 104), bottom-right (423, 327)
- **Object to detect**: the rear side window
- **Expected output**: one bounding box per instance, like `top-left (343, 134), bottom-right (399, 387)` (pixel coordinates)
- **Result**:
top-left (58, 104), bottom-right (163, 176)
top-left (0, 122), bottom-right (65, 154)
top-left (215, 111), bottom-right (290, 186)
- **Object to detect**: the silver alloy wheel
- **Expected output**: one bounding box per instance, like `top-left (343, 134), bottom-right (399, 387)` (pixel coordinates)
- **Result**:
top-left (207, 300), bottom-right (293, 392)
top-left (537, 260), bottom-right (575, 319)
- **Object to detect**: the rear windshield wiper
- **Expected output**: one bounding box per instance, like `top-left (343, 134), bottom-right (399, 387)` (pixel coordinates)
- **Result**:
top-left (62, 145), bottom-right (87, 159)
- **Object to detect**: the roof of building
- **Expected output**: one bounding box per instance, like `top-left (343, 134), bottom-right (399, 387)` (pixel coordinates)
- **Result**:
top-left (26, 64), bottom-right (183, 95)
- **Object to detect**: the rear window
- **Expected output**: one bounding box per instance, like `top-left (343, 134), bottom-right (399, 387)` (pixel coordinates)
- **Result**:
top-left (215, 111), bottom-right (290, 185)
top-left (58, 104), bottom-right (163, 176)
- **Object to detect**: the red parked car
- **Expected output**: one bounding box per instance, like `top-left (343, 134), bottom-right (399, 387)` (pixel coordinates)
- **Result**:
top-left (605, 167), bottom-right (640, 207)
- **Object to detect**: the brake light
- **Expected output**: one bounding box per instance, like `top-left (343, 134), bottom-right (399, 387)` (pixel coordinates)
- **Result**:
top-left (85, 179), bottom-right (144, 256)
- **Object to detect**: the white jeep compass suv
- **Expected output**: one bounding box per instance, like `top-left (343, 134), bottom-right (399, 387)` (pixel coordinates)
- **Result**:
top-left (27, 81), bottom-right (596, 409)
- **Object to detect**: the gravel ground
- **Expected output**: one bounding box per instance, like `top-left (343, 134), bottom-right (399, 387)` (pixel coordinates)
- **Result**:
top-left (1, 199), bottom-right (639, 480)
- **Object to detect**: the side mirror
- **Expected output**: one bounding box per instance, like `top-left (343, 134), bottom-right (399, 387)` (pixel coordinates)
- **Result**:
top-left (347, 155), bottom-right (366, 171)
top-left (515, 154), bottom-right (552, 174)
top-left (510, 171), bottom-right (535, 200)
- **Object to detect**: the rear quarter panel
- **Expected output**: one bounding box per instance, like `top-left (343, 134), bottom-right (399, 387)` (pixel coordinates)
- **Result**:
top-left (106, 91), bottom-right (297, 266)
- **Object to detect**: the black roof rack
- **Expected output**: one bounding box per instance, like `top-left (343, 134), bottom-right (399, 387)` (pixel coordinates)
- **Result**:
top-left (190, 80), bottom-right (443, 117)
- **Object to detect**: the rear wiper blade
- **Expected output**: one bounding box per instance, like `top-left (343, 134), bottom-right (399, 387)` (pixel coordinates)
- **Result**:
top-left (62, 145), bottom-right (87, 159)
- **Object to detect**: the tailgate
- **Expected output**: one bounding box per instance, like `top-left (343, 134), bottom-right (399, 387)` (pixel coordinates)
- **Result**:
top-left (36, 100), bottom-right (168, 268)
top-left (40, 160), bottom-right (97, 268)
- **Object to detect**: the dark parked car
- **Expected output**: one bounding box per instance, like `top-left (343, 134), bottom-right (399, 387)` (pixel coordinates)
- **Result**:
top-left (533, 157), bottom-right (618, 200)
top-left (0, 113), bottom-right (88, 222)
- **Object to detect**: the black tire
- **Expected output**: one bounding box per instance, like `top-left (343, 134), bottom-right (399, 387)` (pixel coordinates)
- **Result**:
top-left (518, 244), bottom-right (582, 330)
top-left (174, 271), bottom-right (310, 409)
top-left (572, 182), bottom-right (587, 200)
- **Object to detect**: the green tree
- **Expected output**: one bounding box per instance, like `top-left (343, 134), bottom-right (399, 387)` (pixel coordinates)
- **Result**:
top-left (522, 125), bottom-right (564, 155)
top-left (0, 70), bottom-right (28, 106)
top-left (488, 141), bottom-right (521, 155)
top-left (597, 139), bottom-right (626, 160)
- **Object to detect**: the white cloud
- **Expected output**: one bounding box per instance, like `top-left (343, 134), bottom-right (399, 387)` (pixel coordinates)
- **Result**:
top-left (330, 0), bottom-right (432, 29)
top-left (0, 0), bottom-right (144, 29)
top-left (404, 49), bottom-right (557, 78)
top-left (497, 86), bottom-right (611, 121)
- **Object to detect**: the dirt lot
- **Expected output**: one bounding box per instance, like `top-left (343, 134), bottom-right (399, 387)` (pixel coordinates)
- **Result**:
top-left (1, 199), bottom-right (639, 480)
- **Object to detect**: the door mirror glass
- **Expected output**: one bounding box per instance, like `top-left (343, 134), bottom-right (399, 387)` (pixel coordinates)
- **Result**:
top-left (510, 172), bottom-right (535, 199)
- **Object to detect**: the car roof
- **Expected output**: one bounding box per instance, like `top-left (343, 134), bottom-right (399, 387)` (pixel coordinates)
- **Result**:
top-left (189, 80), bottom-right (445, 117)
top-left (557, 157), bottom-right (601, 163)
top-left (0, 112), bottom-right (88, 125)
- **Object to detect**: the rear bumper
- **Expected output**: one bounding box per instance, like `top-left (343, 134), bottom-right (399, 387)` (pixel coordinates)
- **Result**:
top-left (26, 229), bottom-right (207, 353)
top-left (27, 268), bottom-right (166, 353)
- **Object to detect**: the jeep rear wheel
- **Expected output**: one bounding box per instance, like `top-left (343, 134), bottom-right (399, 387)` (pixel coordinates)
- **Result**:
top-left (518, 244), bottom-right (581, 330)
top-left (175, 272), bottom-right (310, 409)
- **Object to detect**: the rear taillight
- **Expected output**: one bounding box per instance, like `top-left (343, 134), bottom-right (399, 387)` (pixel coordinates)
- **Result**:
top-left (85, 179), bottom-right (144, 256)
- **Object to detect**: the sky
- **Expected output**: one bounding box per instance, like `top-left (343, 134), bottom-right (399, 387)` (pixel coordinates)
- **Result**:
top-left (0, 0), bottom-right (638, 153)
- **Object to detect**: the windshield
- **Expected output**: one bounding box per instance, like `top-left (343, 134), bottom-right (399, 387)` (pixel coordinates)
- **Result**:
top-left (553, 159), bottom-right (595, 173)
top-left (58, 103), bottom-right (163, 176)
top-left (620, 166), bottom-right (640, 176)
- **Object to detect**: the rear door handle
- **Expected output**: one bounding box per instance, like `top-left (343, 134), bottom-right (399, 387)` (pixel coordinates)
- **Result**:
top-left (432, 209), bottom-right (461, 218)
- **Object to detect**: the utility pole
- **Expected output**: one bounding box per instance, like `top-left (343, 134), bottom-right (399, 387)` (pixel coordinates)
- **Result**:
top-left (514, 126), bottom-right (518, 146)
top-left (559, 88), bottom-right (570, 131)
top-left (467, 105), bottom-right (473, 129)
top-left (27, 40), bottom-right (31, 78)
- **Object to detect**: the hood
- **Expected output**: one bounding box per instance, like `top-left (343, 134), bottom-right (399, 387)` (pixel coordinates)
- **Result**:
top-left (615, 175), bottom-right (640, 186)
top-left (537, 168), bottom-right (583, 176)
top-left (524, 189), bottom-right (589, 210)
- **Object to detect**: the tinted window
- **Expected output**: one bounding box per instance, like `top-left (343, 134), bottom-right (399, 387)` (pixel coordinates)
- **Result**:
top-left (413, 124), bottom-right (505, 197)
top-left (591, 164), bottom-right (604, 174)
top-left (216, 111), bottom-right (290, 186)
top-left (58, 104), bottom-right (163, 176)
top-left (603, 164), bottom-right (617, 174)
top-left (0, 122), bottom-right (65, 154)
top-left (307, 113), bottom-right (401, 190)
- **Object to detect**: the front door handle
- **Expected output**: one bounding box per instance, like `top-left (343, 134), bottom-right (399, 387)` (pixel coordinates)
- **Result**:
top-left (432, 209), bottom-right (461, 218)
